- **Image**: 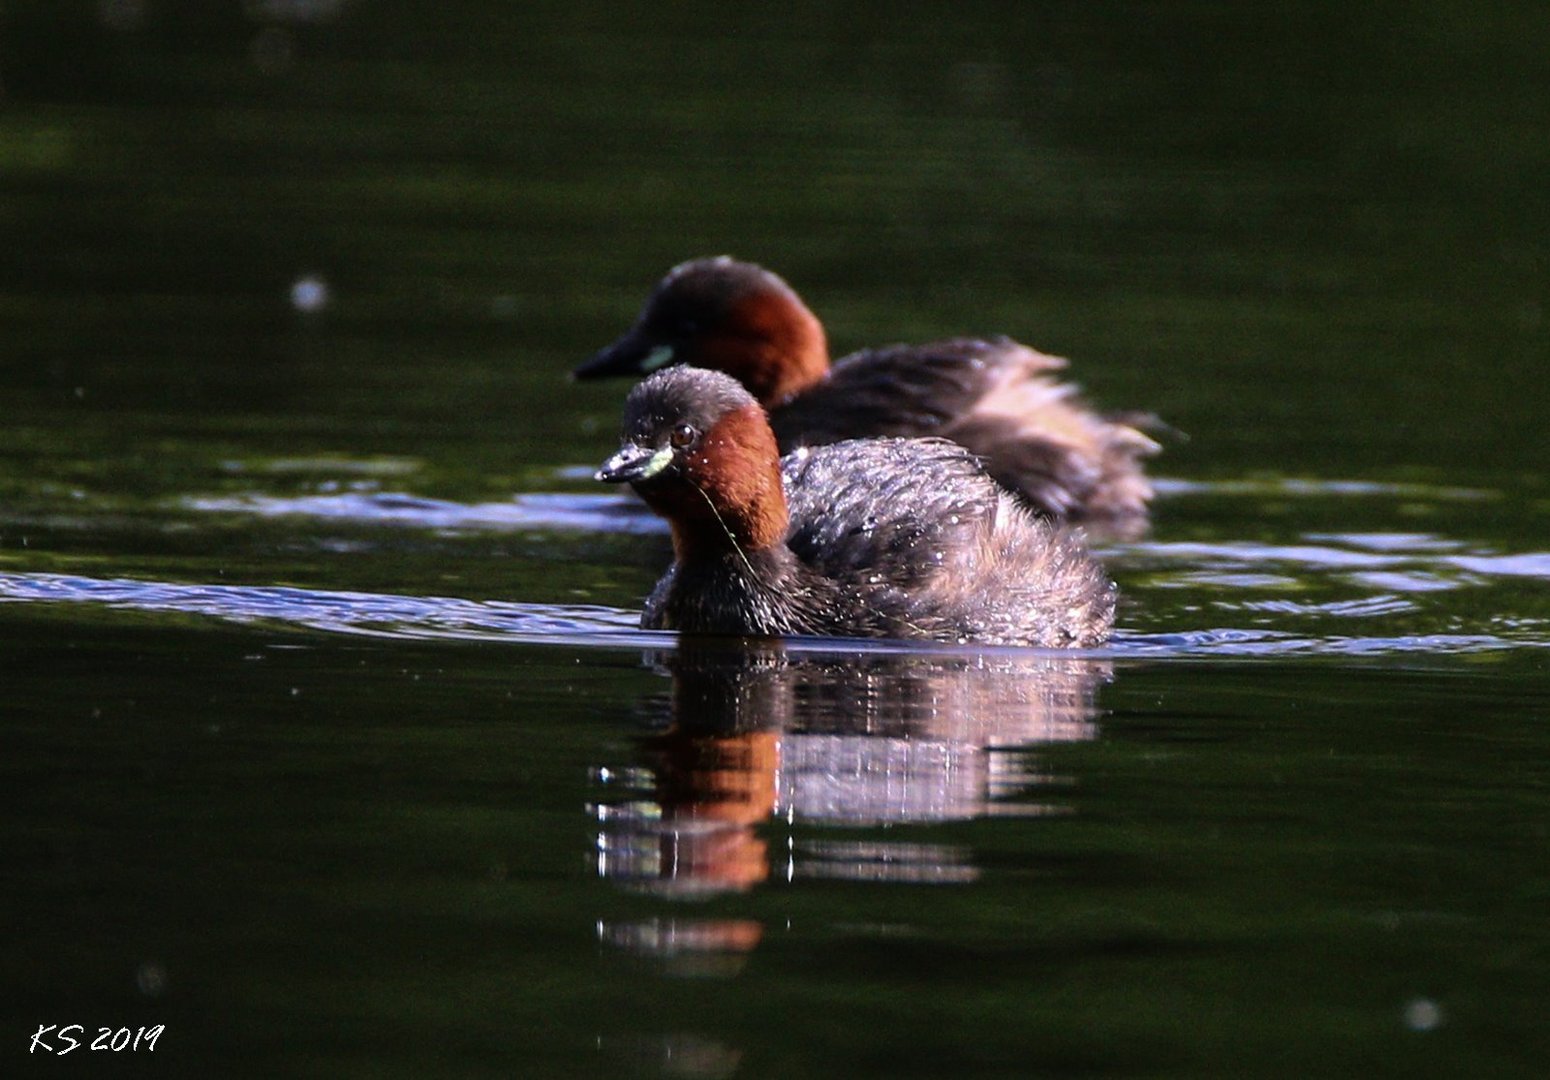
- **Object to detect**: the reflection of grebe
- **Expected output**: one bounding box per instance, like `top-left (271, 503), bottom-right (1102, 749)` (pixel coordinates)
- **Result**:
top-left (592, 641), bottom-right (1110, 913)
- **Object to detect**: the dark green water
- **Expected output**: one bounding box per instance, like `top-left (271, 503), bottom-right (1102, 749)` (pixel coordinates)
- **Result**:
top-left (4, 2), bottom-right (1549, 1075)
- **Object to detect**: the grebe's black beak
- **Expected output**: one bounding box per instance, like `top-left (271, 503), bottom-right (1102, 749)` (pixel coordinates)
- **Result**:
top-left (596, 442), bottom-right (674, 484)
top-left (573, 328), bottom-right (677, 381)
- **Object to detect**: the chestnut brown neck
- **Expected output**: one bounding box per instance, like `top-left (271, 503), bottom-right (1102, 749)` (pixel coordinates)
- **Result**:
top-left (698, 289), bottom-right (830, 406)
top-left (647, 404), bottom-right (789, 562)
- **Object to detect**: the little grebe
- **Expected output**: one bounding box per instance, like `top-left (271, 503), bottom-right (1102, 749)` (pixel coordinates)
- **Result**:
top-left (595, 367), bottom-right (1115, 647)
top-left (577, 257), bottom-right (1160, 532)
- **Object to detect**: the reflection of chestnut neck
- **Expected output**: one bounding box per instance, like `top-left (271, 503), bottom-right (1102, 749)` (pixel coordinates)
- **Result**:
top-left (648, 727), bottom-right (780, 893)
top-left (653, 728), bottom-right (780, 828)
top-left (658, 829), bottom-right (768, 894)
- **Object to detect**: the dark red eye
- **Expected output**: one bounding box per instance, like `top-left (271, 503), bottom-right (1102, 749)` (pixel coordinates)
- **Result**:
top-left (669, 423), bottom-right (697, 449)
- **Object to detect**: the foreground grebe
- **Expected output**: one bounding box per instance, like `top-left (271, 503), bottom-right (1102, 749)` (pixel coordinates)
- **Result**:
top-left (595, 367), bottom-right (1115, 647)
top-left (577, 257), bottom-right (1161, 532)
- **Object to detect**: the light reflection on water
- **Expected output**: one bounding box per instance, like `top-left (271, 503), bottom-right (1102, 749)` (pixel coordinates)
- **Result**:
top-left (184, 490), bottom-right (666, 534)
top-left (0, 568), bottom-right (1546, 656)
top-left (1121, 537), bottom-right (1550, 585)
top-left (1149, 478), bottom-right (1497, 501)
top-left (0, 570), bottom-right (643, 645)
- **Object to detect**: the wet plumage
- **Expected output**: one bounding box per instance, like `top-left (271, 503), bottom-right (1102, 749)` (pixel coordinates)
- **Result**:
top-left (595, 367), bottom-right (1115, 647)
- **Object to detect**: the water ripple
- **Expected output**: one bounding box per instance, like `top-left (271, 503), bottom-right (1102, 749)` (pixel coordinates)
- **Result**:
top-left (0, 572), bottom-right (1545, 659)
top-left (0, 571), bottom-right (646, 647)
top-left (1120, 628), bottom-right (1550, 656)
top-left (183, 491), bottom-right (666, 534)
top-left (1153, 478), bottom-right (1495, 500)
top-left (1123, 536), bottom-right (1550, 587)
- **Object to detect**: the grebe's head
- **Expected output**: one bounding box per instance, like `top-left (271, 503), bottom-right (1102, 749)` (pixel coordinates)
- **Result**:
top-left (575, 257), bottom-right (828, 405)
top-left (596, 367), bottom-right (788, 555)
